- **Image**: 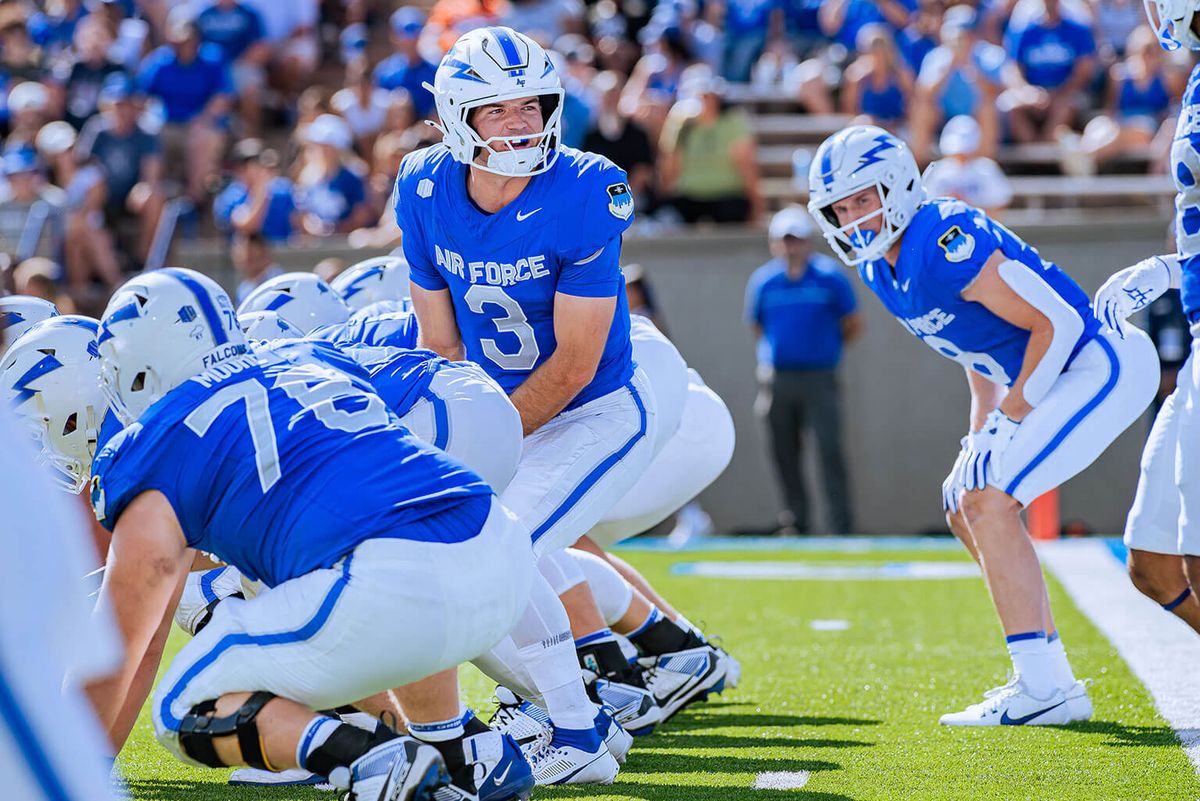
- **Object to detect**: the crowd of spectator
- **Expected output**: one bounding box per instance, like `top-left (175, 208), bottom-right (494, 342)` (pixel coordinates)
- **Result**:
top-left (0, 0), bottom-right (1190, 313)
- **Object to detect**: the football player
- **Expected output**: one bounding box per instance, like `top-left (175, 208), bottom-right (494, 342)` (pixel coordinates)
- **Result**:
top-left (1088, 0), bottom-right (1200, 633)
top-left (85, 268), bottom-right (537, 800)
top-left (808, 125), bottom-right (1158, 725)
top-left (395, 26), bottom-right (664, 776)
top-left (0, 295), bottom-right (59, 355)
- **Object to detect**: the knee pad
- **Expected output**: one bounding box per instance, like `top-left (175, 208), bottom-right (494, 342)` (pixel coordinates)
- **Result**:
top-left (570, 550), bottom-right (633, 626)
top-left (537, 550), bottom-right (586, 596)
top-left (178, 691), bottom-right (275, 770)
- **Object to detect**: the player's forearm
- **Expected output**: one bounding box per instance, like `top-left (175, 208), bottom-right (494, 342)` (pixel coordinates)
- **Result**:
top-left (967, 368), bottom-right (1005, 431)
top-left (510, 354), bottom-right (596, 435)
top-left (108, 607), bottom-right (174, 751)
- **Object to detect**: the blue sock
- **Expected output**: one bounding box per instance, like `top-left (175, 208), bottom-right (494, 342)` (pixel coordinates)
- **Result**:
top-left (574, 628), bottom-right (616, 649)
top-left (1163, 587), bottom-right (1193, 612)
top-left (552, 723), bottom-right (602, 750)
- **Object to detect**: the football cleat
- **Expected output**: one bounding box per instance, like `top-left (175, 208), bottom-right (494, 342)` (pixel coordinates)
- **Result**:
top-left (939, 680), bottom-right (1074, 727)
top-left (487, 688), bottom-right (553, 760)
top-left (461, 730), bottom-right (534, 801)
top-left (717, 647), bottom-right (741, 690)
top-left (527, 726), bottom-right (619, 786)
top-left (594, 705), bottom-right (632, 765)
top-left (332, 737), bottom-right (449, 801)
top-left (638, 646), bottom-right (727, 720)
top-left (981, 676), bottom-right (1092, 723)
top-left (589, 677), bottom-right (662, 736)
top-left (228, 767), bottom-right (330, 788)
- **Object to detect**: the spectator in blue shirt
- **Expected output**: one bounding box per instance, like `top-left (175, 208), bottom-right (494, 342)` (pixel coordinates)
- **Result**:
top-left (1004, 0), bottom-right (1097, 142)
top-left (294, 114), bottom-right (371, 235)
top-left (28, 0), bottom-right (88, 61)
top-left (372, 8), bottom-right (437, 118)
top-left (137, 8), bottom-right (232, 203)
top-left (895, 0), bottom-right (943, 73)
top-left (75, 74), bottom-right (164, 268)
top-left (196, 0), bottom-right (270, 135)
top-left (722, 0), bottom-right (782, 83)
top-left (818, 0), bottom-right (916, 51)
top-left (213, 138), bottom-right (297, 243)
top-left (745, 206), bottom-right (862, 535)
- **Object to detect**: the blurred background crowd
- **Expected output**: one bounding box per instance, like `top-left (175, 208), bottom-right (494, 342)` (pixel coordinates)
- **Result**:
top-left (0, 0), bottom-right (1188, 318)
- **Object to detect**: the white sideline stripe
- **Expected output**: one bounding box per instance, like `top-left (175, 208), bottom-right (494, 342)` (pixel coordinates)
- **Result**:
top-left (754, 771), bottom-right (810, 790)
top-left (810, 619), bottom-right (851, 631)
top-left (1040, 539), bottom-right (1200, 773)
top-left (671, 561), bottom-right (981, 581)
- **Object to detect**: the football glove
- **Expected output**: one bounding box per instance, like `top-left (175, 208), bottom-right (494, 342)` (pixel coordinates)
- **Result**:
top-left (958, 410), bottom-right (1020, 492)
top-left (1092, 254), bottom-right (1177, 338)
top-left (942, 436), bottom-right (969, 513)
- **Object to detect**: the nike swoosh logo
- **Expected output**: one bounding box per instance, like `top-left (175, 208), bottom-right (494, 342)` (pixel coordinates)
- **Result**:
top-left (900, 279), bottom-right (911, 292)
top-left (516, 208), bottom-right (542, 221)
top-left (1000, 699), bottom-right (1066, 725)
top-left (493, 764), bottom-right (512, 786)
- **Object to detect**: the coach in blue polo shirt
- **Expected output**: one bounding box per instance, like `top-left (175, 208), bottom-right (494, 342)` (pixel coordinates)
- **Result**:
top-left (746, 205), bottom-right (862, 535)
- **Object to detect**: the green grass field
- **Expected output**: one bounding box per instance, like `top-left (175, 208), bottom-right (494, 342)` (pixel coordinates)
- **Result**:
top-left (117, 546), bottom-right (1200, 801)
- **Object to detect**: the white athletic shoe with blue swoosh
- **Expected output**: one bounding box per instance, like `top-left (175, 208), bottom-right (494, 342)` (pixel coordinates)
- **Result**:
top-left (938, 680), bottom-right (1075, 726)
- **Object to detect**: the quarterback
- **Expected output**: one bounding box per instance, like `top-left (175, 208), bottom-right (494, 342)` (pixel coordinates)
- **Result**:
top-left (808, 125), bottom-right (1157, 725)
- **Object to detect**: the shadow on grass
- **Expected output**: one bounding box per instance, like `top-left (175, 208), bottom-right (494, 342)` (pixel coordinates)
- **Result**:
top-left (125, 779), bottom-right (308, 800)
top-left (621, 753), bottom-right (840, 775)
top-left (540, 785), bottom-right (863, 801)
top-left (665, 711), bottom-right (882, 731)
top-left (654, 733), bottom-right (875, 750)
top-left (1056, 720), bottom-right (1186, 747)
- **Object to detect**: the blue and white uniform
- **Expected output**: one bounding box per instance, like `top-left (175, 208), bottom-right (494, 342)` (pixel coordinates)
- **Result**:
top-left (90, 339), bottom-right (531, 761)
top-left (862, 198), bottom-right (1156, 505)
top-left (349, 344), bottom-right (523, 492)
top-left (0, 405), bottom-right (120, 801)
top-left (394, 144), bottom-right (657, 556)
top-left (1125, 62), bottom-right (1200, 556)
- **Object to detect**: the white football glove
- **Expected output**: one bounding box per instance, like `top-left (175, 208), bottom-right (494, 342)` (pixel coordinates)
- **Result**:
top-left (958, 410), bottom-right (1020, 492)
top-left (942, 436), bottom-right (969, 513)
top-left (1092, 254), bottom-right (1177, 338)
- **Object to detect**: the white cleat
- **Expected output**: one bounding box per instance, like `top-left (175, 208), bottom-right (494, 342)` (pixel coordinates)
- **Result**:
top-left (228, 767), bottom-right (331, 788)
top-left (332, 737), bottom-right (450, 801)
top-left (638, 646), bottom-right (727, 720)
top-left (528, 728), bottom-right (619, 786)
top-left (939, 680), bottom-right (1074, 727)
top-left (718, 648), bottom-right (741, 690)
top-left (594, 705), bottom-right (632, 764)
top-left (591, 678), bottom-right (662, 736)
top-left (487, 688), bottom-right (553, 761)
top-left (1063, 680), bottom-right (1093, 722)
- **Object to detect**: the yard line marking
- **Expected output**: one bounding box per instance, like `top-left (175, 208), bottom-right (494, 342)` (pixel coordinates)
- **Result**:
top-left (810, 619), bottom-right (851, 631)
top-left (754, 771), bottom-right (810, 790)
top-left (671, 561), bottom-right (981, 581)
top-left (616, 536), bottom-right (966, 553)
top-left (1041, 539), bottom-right (1200, 774)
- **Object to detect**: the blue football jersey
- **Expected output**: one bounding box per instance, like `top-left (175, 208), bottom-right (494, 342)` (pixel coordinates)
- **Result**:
top-left (394, 145), bottom-right (635, 410)
top-left (859, 198), bottom-right (1100, 385)
top-left (1171, 62), bottom-right (1200, 321)
top-left (90, 339), bottom-right (491, 587)
top-left (313, 307), bottom-right (420, 350)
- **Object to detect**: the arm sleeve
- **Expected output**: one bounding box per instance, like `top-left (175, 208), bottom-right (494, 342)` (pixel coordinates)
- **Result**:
top-left (996, 258), bottom-right (1085, 407)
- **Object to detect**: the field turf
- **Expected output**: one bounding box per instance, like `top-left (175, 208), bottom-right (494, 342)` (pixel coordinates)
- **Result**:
top-left (116, 545), bottom-right (1200, 801)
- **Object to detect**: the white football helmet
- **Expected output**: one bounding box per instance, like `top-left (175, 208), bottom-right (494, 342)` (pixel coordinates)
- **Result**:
top-left (0, 316), bottom-right (106, 493)
top-left (331, 256), bottom-right (411, 312)
top-left (98, 268), bottom-right (246, 424)
top-left (808, 125), bottom-right (925, 267)
top-left (238, 272), bottom-right (351, 335)
top-left (1144, 0), bottom-right (1200, 49)
top-left (429, 26), bottom-right (564, 177)
top-left (1, 295), bottom-right (59, 356)
top-left (238, 310), bottom-right (305, 343)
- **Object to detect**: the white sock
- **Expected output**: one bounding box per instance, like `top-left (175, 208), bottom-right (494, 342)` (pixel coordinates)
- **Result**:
top-left (511, 573), bottom-right (596, 731)
top-left (1046, 633), bottom-right (1077, 689)
top-left (1006, 631), bottom-right (1056, 698)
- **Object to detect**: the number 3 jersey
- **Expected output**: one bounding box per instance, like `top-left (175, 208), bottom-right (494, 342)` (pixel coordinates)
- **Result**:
top-left (858, 198), bottom-right (1099, 385)
top-left (90, 339), bottom-right (491, 587)
top-left (393, 144), bottom-right (635, 410)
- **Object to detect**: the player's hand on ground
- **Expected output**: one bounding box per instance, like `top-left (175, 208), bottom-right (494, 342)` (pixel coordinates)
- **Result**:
top-left (958, 411), bottom-right (1019, 492)
top-left (1092, 255), bottom-right (1176, 338)
top-left (942, 436), bottom-right (970, 513)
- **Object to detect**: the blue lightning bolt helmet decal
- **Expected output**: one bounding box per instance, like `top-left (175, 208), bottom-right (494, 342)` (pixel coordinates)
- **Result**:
top-left (11, 353), bottom-right (63, 405)
top-left (849, 134), bottom-right (897, 176)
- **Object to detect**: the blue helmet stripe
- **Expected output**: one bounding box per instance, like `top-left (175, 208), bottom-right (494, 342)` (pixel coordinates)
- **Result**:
top-left (345, 266), bottom-right (385, 299)
top-left (162, 268), bottom-right (229, 346)
top-left (820, 146), bottom-right (834, 188)
top-left (492, 28), bottom-right (523, 69)
top-left (265, 294), bottom-right (293, 312)
top-left (12, 353), bottom-right (62, 404)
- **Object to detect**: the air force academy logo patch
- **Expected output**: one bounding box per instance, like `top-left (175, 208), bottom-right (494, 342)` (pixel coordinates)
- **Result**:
top-left (937, 225), bottom-right (975, 263)
top-left (606, 182), bottom-right (634, 220)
